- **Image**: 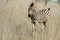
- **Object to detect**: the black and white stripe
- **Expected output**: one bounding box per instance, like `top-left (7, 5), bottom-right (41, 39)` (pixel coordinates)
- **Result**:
top-left (28, 3), bottom-right (51, 33)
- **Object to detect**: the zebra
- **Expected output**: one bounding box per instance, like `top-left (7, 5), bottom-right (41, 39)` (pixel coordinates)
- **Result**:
top-left (28, 2), bottom-right (50, 32)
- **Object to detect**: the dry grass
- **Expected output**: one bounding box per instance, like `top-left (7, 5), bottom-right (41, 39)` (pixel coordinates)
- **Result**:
top-left (0, 0), bottom-right (60, 40)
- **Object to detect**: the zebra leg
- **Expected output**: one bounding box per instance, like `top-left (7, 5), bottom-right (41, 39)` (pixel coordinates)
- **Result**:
top-left (32, 20), bottom-right (36, 32)
top-left (43, 21), bottom-right (46, 27)
top-left (43, 19), bottom-right (48, 28)
top-left (32, 24), bottom-right (35, 32)
top-left (42, 21), bottom-right (46, 30)
top-left (32, 21), bottom-right (36, 37)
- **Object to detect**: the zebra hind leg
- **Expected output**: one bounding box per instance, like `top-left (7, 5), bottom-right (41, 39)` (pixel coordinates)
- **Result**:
top-left (43, 21), bottom-right (46, 27)
top-left (42, 19), bottom-right (48, 29)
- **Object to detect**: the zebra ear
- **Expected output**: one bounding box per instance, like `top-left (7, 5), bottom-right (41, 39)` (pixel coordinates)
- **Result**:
top-left (30, 2), bottom-right (34, 7)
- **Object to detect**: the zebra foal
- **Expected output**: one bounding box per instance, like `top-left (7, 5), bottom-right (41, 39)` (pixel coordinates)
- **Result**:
top-left (28, 2), bottom-right (50, 32)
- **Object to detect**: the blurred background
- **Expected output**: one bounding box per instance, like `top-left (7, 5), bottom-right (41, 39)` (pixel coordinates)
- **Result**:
top-left (0, 0), bottom-right (60, 40)
top-left (32, 0), bottom-right (60, 4)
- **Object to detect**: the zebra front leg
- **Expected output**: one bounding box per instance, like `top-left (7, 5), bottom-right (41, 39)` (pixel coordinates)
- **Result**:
top-left (32, 20), bottom-right (36, 37)
top-left (32, 20), bottom-right (36, 32)
top-left (32, 24), bottom-right (35, 32)
top-left (32, 24), bottom-right (35, 37)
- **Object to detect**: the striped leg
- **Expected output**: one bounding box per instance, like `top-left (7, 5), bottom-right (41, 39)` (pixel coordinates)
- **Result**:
top-left (32, 20), bottom-right (36, 32)
top-left (32, 24), bottom-right (35, 37)
top-left (43, 21), bottom-right (46, 27)
top-left (32, 24), bottom-right (35, 32)
top-left (42, 19), bottom-right (48, 30)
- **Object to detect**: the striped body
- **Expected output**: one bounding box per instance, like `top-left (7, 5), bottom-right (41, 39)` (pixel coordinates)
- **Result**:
top-left (30, 8), bottom-right (50, 23)
top-left (28, 2), bottom-right (50, 34)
